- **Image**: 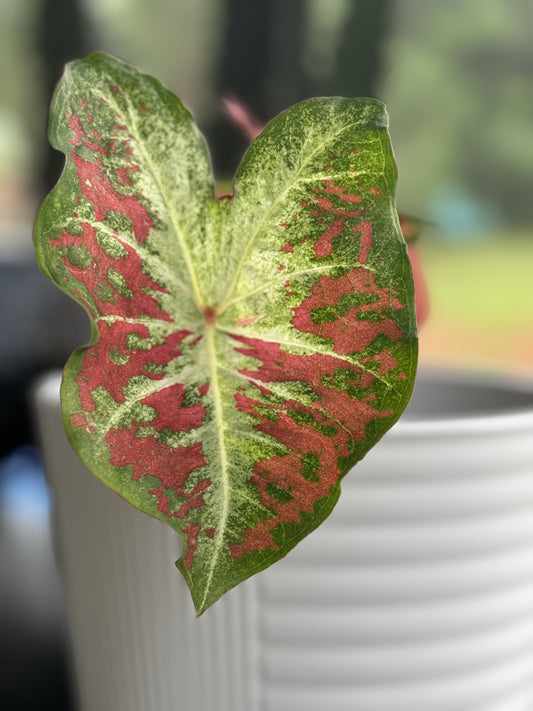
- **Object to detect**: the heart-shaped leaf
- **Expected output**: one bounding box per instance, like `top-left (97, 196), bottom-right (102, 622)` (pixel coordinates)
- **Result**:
top-left (34, 53), bottom-right (417, 614)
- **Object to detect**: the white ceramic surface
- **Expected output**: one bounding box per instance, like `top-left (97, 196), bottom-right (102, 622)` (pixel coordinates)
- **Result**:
top-left (33, 370), bottom-right (533, 711)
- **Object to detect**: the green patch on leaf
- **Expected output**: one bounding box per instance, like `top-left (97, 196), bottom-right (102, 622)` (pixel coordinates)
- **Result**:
top-left (97, 232), bottom-right (129, 260)
top-left (300, 453), bottom-right (321, 482)
top-left (66, 244), bottom-right (93, 269)
top-left (109, 348), bottom-right (130, 365)
top-left (266, 482), bottom-right (294, 504)
top-left (253, 404), bottom-right (279, 422)
top-left (107, 268), bottom-right (134, 299)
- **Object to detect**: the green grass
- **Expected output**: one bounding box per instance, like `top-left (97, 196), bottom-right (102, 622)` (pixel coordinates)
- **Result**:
top-left (419, 229), bottom-right (533, 331)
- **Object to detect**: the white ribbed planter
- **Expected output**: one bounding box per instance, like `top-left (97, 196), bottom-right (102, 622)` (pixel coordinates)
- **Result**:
top-left (34, 370), bottom-right (533, 711)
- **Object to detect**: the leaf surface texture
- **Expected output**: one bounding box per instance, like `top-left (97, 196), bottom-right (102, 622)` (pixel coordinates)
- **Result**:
top-left (34, 54), bottom-right (418, 613)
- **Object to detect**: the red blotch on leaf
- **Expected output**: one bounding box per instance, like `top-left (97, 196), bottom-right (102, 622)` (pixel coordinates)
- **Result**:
top-left (292, 268), bottom-right (404, 354)
top-left (314, 218), bottom-right (345, 258)
top-left (105, 426), bottom-right (209, 522)
top-left (355, 220), bottom-right (373, 265)
top-left (308, 180), bottom-right (384, 258)
top-left (75, 324), bottom-right (191, 412)
top-left (71, 413), bottom-right (95, 433)
top-left (117, 165), bottom-right (139, 186)
top-left (71, 153), bottom-right (154, 243)
top-left (361, 349), bottom-right (399, 376)
top-left (182, 523), bottom-right (202, 569)
top-left (51, 222), bottom-right (170, 321)
top-left (67, 112), bottom-right (154, 243)
top-left (229, 336), bottom-right (397, 557)
top-left (141, 384), bottom-right (206, 432)
top-left (68, 115), bottom-right (107, 154)
top-left (237, 315), bottom-right (258, 327)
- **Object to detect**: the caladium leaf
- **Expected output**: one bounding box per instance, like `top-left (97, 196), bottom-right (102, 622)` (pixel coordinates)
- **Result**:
top-left (34, 53), bottom-right (417, 614)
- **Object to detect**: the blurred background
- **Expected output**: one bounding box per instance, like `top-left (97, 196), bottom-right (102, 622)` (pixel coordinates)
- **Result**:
top-left (1, 0), bottom-right (532, 708)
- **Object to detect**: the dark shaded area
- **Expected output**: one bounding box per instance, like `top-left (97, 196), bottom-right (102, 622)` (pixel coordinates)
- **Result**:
top-left (207, 0), bottom-right (393, 176)
top-left (206, 0), bottom-right (273, 176)
top-left (335, 0), bottom-right (393, 98)
top-left (36, 0), bottom-right (93, 196)
top-left (260, 0), bottom-right (311, 118)
top-left (405, 370), bottom-right (533, 420)
top-left (0, 628), bottom-right (72, 711)
top-left (0, 258), bottom-right (90, 459)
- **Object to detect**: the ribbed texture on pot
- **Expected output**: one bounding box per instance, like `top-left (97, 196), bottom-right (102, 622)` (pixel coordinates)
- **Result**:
top-left (257, 374), bottom-right (533, 711)
top-left (34, 370), bottom-right (533, 711)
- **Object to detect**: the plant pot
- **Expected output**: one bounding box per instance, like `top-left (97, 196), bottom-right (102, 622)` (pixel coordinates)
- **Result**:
top-left (33, 369), bottom-right (533, 711)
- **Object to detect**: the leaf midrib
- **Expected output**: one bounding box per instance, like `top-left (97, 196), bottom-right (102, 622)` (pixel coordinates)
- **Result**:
top-left (199, 323), bottom-right (230, 611)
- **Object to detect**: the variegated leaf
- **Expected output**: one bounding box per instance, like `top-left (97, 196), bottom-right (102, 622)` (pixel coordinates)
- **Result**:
top-left (34, 53), bottom-right (417, 614)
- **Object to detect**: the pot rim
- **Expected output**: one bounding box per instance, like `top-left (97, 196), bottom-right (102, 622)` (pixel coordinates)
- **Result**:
top-left (392, 367), bottom-right (533, 437)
